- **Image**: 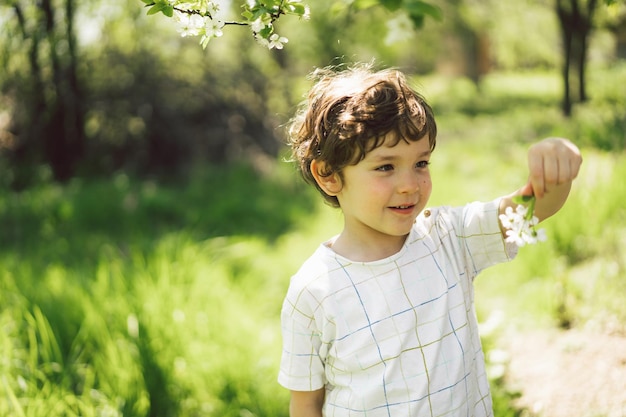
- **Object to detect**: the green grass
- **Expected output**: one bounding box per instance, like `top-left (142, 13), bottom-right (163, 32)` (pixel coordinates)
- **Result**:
top-left (0, 164), bottom-right (314, 416)
top-left (1, 65), bottom-right (625, 416)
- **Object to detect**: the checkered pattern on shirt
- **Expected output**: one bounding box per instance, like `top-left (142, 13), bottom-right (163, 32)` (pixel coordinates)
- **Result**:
top-left (279, 200), bottom-right (516, 417)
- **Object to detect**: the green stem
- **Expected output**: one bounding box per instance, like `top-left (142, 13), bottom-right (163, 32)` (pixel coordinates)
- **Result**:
top-left (525, 195), bottom-right (536, 221)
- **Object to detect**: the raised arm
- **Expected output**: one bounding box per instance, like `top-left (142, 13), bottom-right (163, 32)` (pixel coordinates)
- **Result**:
top-left (499, 137), bottom-right (583, 228)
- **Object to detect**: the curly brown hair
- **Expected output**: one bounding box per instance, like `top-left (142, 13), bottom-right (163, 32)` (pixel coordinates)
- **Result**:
top-left (287, 63), bottom-right (437, 207)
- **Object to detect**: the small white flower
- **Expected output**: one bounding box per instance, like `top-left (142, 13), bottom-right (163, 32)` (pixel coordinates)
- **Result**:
top-left (205, 18), bottom-right (224, 37)
top-left (255, 36), bottom-right (270, 48)
top-left (267, 33), bottom-right (288, 49)
top-left (176, 12), bottom-right (204, 37)
top-left (250, 18), bottom-right (267, 33)
top-left (504, 228), bottom-right (526, 247)
top-left (498, 206), bottom-right (516, 229)
top-left (206, 1), bottom-right (219, 16)
top-left (534, 227), bottom-right (548, 242)
top-left (499, 202), bottom-right (546, 247)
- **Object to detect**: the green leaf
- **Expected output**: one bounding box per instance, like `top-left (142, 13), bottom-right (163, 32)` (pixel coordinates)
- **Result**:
top-left (408, 13), bottom-right (424, 28)
top-left (258, 26), bottom-right (273, 38)
top-left (380, 0), bottom-right (403, 12)
top-left (140, 0), bottom-right (154, 4)
top-left (248, 7), bottom-right (269, 21)
top-left (147, 3), bottom-right (164, 15)
top-left (162, 5), bottom-right (174, 17)
top-left (404, 0), bottom-right (443, 21)
top-left (287, 3), bottom-right (307, 15)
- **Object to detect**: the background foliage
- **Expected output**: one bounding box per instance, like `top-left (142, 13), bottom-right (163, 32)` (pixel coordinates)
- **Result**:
top-left (2, 0), bottom-right (623, 186)
top-left (0, 0), bottom-right (625, 416)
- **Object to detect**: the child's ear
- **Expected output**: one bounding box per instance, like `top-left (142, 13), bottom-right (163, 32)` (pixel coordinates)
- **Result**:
top-left (310, 159), bottom-right (342, 196)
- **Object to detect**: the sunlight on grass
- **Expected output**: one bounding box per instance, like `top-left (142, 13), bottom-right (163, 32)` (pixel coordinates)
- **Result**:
top-left (1, 67), bottom-right (624, 416)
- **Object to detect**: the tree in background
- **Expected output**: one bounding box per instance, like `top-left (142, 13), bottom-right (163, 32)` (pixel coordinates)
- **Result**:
top-left (0, 0), bottom-right (443, 188)
top-left (0, 0), bottom-right (622, 188)
top-left (2, 0), bottom-right (84, 186)
top-left (556, 0), bottom-right (599, 116)
top-left (0, 1), bottom-right (303, 187)
top-left (138, 0), bottom-right (442, 49)
top-left (554, 0), bottom-right (626, 116)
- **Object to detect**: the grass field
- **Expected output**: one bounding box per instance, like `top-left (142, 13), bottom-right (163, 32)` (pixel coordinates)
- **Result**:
top-left (1, 65), bottom-right (625, 416)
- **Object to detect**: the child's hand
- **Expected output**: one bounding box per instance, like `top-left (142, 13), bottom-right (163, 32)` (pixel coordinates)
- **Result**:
top-left (525, 137), bottom-right (582, 199)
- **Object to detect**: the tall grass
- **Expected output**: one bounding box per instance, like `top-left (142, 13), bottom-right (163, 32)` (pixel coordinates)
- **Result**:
top-left (1, 65), bottom-right (624, 416)
top-left (0, 164), bottom-right (314, 416)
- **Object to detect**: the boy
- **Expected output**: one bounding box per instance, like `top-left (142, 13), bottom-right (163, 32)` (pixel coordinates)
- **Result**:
top-left (278, 64), bottom-right (582, 417)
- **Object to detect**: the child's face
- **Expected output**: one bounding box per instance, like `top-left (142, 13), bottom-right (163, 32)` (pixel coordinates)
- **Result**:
top-left (335, 134), bottom-right (432, 249)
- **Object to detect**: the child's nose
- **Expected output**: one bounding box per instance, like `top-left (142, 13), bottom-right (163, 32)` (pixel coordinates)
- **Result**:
top-left (397, 171), bottom-right (420, 193)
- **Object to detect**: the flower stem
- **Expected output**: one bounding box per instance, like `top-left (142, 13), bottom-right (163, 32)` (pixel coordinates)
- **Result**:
top-left (525, 195), bottom-right (536, 221)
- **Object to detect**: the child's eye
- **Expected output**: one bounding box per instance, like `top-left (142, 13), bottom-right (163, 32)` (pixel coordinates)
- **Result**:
top-left (375, 164), bottom-right (394, 172)
top-left (416, 161), bottom-right (430, 169)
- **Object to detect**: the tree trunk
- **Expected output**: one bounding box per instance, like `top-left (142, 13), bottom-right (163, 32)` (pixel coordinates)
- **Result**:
top-left (577, 29), bottom-right (588, 102)
top-left (42, 0), bottom-right (85, 182)
top-left (555, 0), bottom-right (597, 116)
top-left (10, 3), bottom-right (48, 188)
top-left (9, 0), bottom-right (85, 186)
top-left (557, 0), bottom-right (574, 116)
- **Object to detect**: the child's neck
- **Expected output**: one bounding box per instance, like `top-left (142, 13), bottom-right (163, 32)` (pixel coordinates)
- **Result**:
top-left (329, 232), bottom-right (408, 262)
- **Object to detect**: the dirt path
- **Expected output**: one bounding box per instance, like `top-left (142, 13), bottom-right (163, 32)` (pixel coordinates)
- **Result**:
top-left (503, 328), bottom-right (626, 417)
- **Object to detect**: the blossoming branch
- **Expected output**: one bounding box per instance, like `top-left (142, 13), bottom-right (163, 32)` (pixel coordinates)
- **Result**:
top-left (140, 0), bottom-right (309, 49)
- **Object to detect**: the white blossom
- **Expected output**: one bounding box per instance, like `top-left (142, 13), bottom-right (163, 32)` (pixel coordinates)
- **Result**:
top-left (255, 36), bottom-right (269, 48)
top-left (499, 203), bottom-right (547, 247)
top-left (199, 18), bottom-right (224, 48)
top-left (267, 33), bottom-right (288, 49)
top-left (250, 18), bottom-right (267, 34)
top-left (206, 1), bottom-right (220, 16)
top-left (205, 18), bottom-right (224, 37)
top-left (175, 12), bottom-right (205, 37)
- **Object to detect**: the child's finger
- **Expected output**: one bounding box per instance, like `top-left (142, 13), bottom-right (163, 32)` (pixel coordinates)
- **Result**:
top-left (528, 154), bottom-right (546, 198)
top-left (543, 155), bottom-right (560, 186)
top-left (558, 157), bottom-right (574, 185)
top-left (557, 139), bottom-right (583, 183)
top-left (570, 156), bottom-right (582, 180)
top-left (566, 146), bottom-right (583, 181)
top-left (520, 182), bottom-right (534, 197)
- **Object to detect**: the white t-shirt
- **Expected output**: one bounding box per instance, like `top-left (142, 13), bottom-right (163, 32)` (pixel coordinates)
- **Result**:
top-left (278, 200), bottom-right (517, 417)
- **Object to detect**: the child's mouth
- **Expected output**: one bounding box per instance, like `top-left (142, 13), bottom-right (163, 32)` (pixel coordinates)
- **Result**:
top-left (390, 204), bottom-right (415, 212)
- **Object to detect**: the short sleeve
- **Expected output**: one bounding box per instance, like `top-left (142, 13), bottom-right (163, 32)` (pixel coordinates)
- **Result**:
top-left (278, 285), bottom-right (326, 391)
top-left (456, 198), bottom-right (518, 276)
